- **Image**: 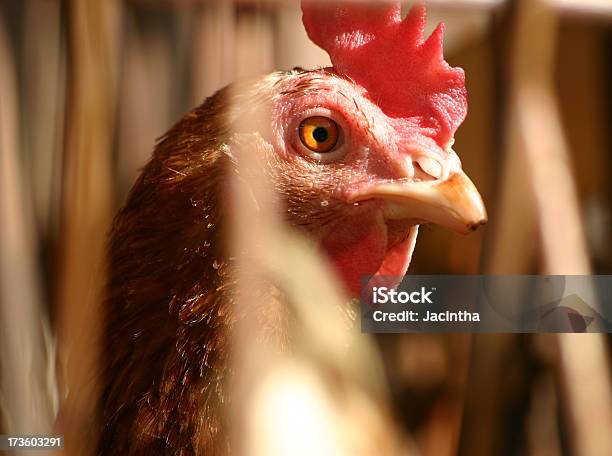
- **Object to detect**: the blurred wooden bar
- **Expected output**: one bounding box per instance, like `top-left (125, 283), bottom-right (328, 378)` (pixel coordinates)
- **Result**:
top-left (557, 19), bottom-right (611, 272)
top-left (235, 3), bottom-right (274, 78)
top-left (191, 1), bottom-right (236, 103)
top-left (509, 1), bottom-right (612, 456)
top-left (55, 0), bottom-right (120, 453)
top-left (0, 5), bottom-right (56, 441)
top-left (550, 0), bottom-right (612, 19)
top-left (526, 374), bottom-right (562, 456)
top-left (117, 5), bottom-right (174, 199)
top-left (23, 0), bottom-right (65, 241)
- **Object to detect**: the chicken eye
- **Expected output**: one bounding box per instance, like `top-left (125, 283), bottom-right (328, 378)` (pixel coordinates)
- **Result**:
top-left (298, 116), bottom-right (340, 153)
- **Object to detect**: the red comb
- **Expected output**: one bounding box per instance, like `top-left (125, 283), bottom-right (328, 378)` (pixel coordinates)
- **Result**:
top-left (301, 1), bottom-right (467, 148)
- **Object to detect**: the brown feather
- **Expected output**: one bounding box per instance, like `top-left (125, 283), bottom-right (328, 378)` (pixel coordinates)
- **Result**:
top-left (102, 77), bottom-right (261, 455)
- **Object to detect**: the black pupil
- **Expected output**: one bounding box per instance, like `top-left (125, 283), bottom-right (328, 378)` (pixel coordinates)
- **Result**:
top-left (312, 126), bottom-right (329, 143)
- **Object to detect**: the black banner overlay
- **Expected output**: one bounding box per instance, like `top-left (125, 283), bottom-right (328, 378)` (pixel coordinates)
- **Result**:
top-left (360, 275), bottom-right (612, 333)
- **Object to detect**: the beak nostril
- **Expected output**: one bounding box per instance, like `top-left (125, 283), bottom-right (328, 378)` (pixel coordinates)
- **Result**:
top-left (414, 156), bottom-right (443, 180)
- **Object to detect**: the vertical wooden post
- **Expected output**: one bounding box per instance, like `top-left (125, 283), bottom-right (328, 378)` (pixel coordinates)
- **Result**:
top-left (509, 1), bottom-right (612, 455)
top-left (56, 0), bottom-right (119, 453)
top-left (23, 0), bottom-right (65, 238)
top-left (0, 5), bottom-right (56, 440)
top-left (191, 0), bottom-right (236, 104)
top-left (234, 2), bottom-right (274, 78)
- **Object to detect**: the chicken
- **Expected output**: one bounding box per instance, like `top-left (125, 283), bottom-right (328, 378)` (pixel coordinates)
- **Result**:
top-left (99, 2), bottom-right (486, 455)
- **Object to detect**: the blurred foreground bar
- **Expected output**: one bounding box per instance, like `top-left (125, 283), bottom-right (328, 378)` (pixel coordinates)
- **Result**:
top-left (0, 4), bottom-right (56, 442)
top-left (55, 0), bottom-right (119, 454)
top-left (504, 0), bottom-right (612, 455)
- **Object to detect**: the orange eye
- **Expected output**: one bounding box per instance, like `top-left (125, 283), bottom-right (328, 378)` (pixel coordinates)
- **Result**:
top-left (298, 116), bottom-right (340, 153)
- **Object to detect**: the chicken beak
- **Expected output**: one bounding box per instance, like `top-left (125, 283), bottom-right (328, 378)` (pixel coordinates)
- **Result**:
top-left (354, 171), bottom-right (488, 234)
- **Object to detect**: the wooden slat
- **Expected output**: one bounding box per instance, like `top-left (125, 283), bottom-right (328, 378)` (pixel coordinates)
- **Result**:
top-left (509, 1), bottom-right (612, 455)
top-left (55, 0), bottom-right (120, 453)
top-left (191, 1), bottom-right (236, 103)
top-left (116, 10), bottom-right (174, 199)
top-left (22, 0), bottom-right (65, 240)
top-left (234, 4), bottom-right (274, 78)
top-left (0, 5), bottom-right (56, 440)
top-left (227, 85), bottom-right (406, 456)
top-left (550, 0), bottom-right (612, 19)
